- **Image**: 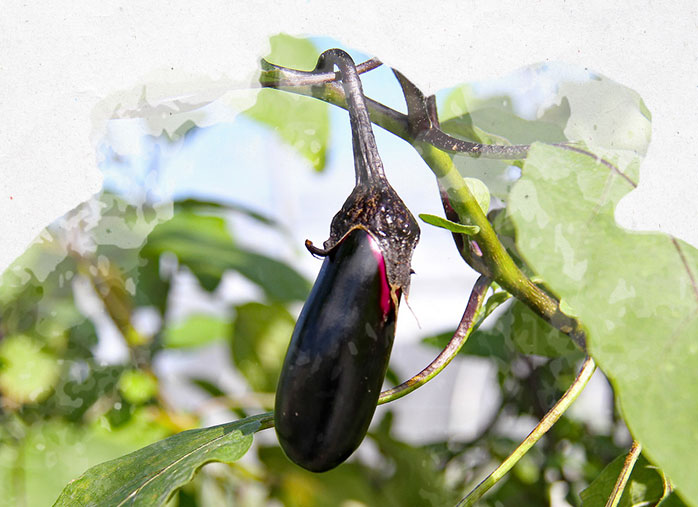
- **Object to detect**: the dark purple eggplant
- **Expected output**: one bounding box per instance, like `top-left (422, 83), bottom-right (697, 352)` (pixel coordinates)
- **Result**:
top-left (274, 227), bottom-right (396, 472)
top-left (274, 49), bottom-right (419, 472)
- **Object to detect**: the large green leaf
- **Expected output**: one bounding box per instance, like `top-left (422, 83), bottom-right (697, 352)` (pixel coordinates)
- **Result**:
top-left (142, 210), bottom-right (310, 301)
top-left (246, 34), bottom-right (329, 171)
top-left (54, 413), bottom-right (273, 506)
top-left (508, 143), bottom-right (698, 503)
top-left (580, 453), bottom-right (665, 507)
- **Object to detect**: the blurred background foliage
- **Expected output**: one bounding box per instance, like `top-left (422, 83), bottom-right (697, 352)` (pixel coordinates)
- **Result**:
top-left (0, 34), bottom-right (654, 506)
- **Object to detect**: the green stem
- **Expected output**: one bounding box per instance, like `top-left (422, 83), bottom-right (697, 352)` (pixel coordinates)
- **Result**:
top-left (378, 276), bottom-right (491, 404)
top-left (459, 357), bottom-right (597, 506)
top-left (606, 440), bottom-right (642, 507)
top-left (256, 411), bottom-right (275, 431)
top-left (416, 141), bottom-right (586, 349)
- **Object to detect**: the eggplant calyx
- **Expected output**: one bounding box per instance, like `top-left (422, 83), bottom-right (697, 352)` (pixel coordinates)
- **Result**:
top-left (322, 182), bottom-right (420, 297)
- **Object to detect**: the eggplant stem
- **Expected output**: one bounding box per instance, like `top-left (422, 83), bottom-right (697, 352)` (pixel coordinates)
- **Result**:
top-left (314, 49), bottom-right (386, 186)
top-left (377, 275), bottom-right (491, 405)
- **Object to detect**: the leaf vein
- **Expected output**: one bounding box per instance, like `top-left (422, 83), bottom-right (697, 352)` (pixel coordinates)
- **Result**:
top-left (115, 430), bottom-right (235, 506)
top-left (557, 144), bottom-right (637, 188)
top-left (672, 238), bottom-right (698, 304)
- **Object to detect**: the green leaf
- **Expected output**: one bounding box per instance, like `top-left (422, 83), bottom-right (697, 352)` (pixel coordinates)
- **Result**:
top-left (54, 413), bottom-right (273, 507)
top-left (142, 211), bottom-right (310, 301)
top-left (232, 302), bottom-right (295, 393)
top-left (418, 214), bottom-right (480, 235)
top-left (189, 378), bottom-right (226, 398)
top-left (163, 313), bottom-right (231, 349)
top-left (174, 198), bottom-right (281, 229)
top-left (446, 108), bottom-right (568, 146)
top-left (508, 142), bottom-right (698, 502)
top-left (580, 454), bottom-right (665, 507)
top-left (246, 34), bottom-right (329, 171)
top-left (464, 177), bottom-right (491, 215)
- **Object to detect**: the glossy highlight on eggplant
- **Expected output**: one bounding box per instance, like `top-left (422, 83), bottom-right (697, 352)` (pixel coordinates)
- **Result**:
top-left (274, 228), bottom-right (397, 472)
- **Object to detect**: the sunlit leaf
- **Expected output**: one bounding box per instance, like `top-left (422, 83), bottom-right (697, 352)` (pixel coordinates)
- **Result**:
top-left (54, 413), bottom-right (272, 506)
top-left (559, 75), bottom-right (651, 156)
top-left (509, 142), bottom-right (698, 501)
top-left (464, 177), bottom-right (491, 215)
top-left (418, 214), bottom-right (479, 235)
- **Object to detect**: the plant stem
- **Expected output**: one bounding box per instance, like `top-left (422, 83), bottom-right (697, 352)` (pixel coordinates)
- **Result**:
top-left (263, 77), bottom-right (411, 141)
top-left (416, 141), bottom-right (586, 348)
top-left (378, 276), bottom-right (491, 404)
top-left (314, 49), bottom-right (386, 185)
top-left (256, 411), bottom-right (275, 431)
top-left (458, 357), bottom-right (597, 506)
top-left (260, 57), bottom-right (382, 87)
top-left (606, 440), bottom-right (642, 507)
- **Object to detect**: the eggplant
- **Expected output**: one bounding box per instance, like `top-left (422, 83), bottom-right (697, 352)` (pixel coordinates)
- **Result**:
top-left (274, 227), bottom-right (397, 472)
top-left (274, 49), bottom-right (420, 472)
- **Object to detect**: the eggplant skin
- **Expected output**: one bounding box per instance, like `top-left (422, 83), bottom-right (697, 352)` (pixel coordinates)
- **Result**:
top-left (274, 228), bottom-right (397, 472)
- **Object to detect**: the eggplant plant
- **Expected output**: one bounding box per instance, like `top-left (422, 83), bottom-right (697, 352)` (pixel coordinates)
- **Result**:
top-left (47, 40), bottom-right (698, 507)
